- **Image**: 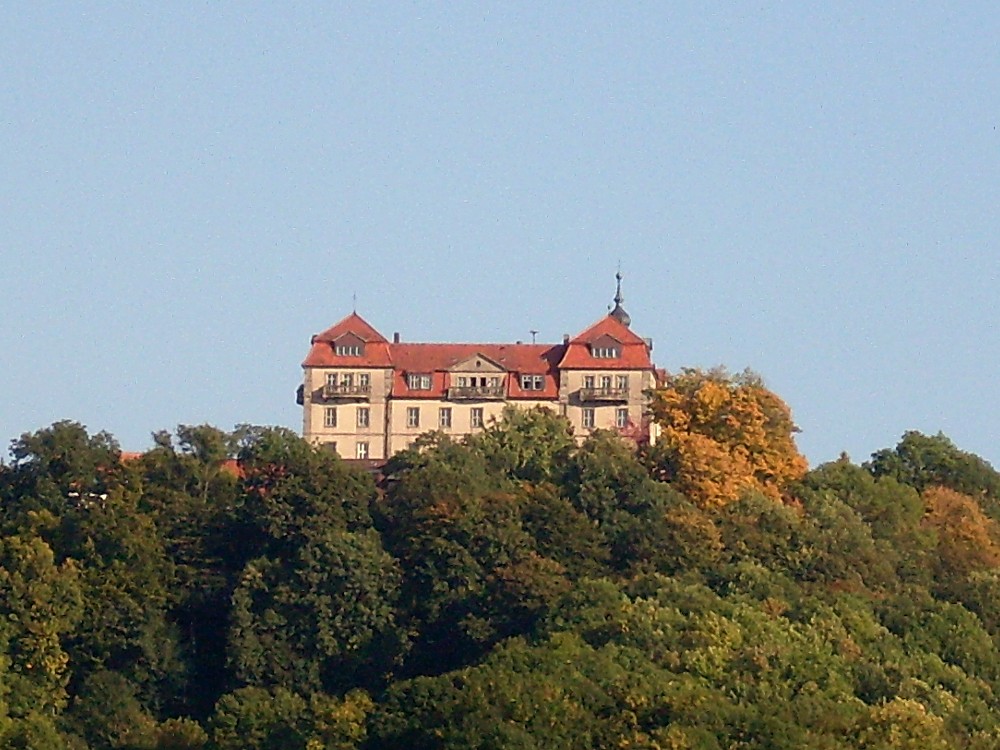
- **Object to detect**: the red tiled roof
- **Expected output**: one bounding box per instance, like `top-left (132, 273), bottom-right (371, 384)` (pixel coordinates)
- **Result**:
top-left (558, 315), bottom-right (654, 370)
top-left (303, 313), bottom-right (394, 367)
top-left (303, 340), bottom-right (393, 368)
top-left (303, 312), bottom-right (653, 390)
top-left (314, 312), bottom-right (389, 344)
top-left (391, 343), bottom-right (562, 399)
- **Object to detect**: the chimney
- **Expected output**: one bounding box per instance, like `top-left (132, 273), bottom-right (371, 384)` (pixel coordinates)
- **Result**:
top-left (393, 332), bottom-right (400, 343)
top-left (562, 334), bottom-right (570, 344)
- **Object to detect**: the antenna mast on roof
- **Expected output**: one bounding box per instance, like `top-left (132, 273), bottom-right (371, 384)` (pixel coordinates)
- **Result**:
top-left (352, 292), bottom-right (357, 313)
top-left (530, 329), bottom-right (538, 344)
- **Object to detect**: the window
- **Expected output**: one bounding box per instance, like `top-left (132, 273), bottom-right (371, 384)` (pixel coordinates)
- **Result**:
top-left (582, 408), bottom-right (595, 429)
top-left (358, 372), bottom-right (370, 388)
top-left (600, 375), bottom-right (612, 389)
top-left (471, 407), bottom-right (484, 428)
top-left (407, 407), bottom-right (420, 428)
top-left (489, 376), bottom-right (500, 387)
top-left (520, 374), bottom-right (544, 391)
top-left (616, 408), bottom-right (629, 428)
top-left (439, 407), bottom-right (452, 428)
top-left (593, 346), bottom-right (619, 359)
top-left (341, 373), bottom-right (354, 387)
top-left (356, 442), bottom-right (369, 459)
top-left (456, 376), bottom-right (468, 387)
top-left (583, 375), bottom-right (595, 389)
top-left (335, 344), bottom-right (362, 356)
top-left (357, 407), bottom-right (370, 428)
top-left (326, 373), bottom-right (338, 387)
top-left (616, 374), bottom-right (629, 390)
top-left (407, 373), bottom-right (432, 390)
top-left (324, 407), bottom-right (337, 428)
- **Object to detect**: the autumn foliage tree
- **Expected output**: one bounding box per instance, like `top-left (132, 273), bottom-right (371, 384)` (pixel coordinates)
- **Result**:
top-left (646, 368), bottom-right (808, 508)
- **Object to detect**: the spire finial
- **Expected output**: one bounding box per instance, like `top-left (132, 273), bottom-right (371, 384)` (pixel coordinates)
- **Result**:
top-left (352, 292), bottom-right (357, 313)
top-left (609, 267), bottom-right (631, 327)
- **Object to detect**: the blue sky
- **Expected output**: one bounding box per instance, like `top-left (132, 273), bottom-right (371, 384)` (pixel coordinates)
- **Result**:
top-left (2, 3), bottom-right (997, 467)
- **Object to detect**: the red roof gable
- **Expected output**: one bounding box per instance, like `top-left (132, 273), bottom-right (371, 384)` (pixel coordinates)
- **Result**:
top-left (313, 312), bottom-right (389, 344)
top-left (558, 315), bottom-right (654, 370)
top-left (303, 313), bottom-right (394, 367)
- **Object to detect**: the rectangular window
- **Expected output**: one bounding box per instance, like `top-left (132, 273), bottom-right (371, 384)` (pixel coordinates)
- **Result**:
top-left (582, 408), bottom-right (595, 429)
top-left (357, 407), bottom-right (370, 428)
top-left (326, 373), bottom-right (338, 387)
top-left (407, 373), bottom-right (432, 390)
top-left (616, 408), bottom-right (629, 428)
top-left (471, 407), bottom-right (484, 428)
top-left (600, 375), bottom-right (612, 389)
top-left (335, 344), bottom-right (362, 356)
top-left (356, 442), bottom-right (369, 459)
top-left (456, 376), bottom-right (468, 387)
top-left (593, 346), bottom-right (620, 359)
top-left (407, 407), bottom-right (420, 428)
top-left (341, 373), bottom-right (354, 387)
top-left (324, 407), bottom-right (337, 428)
top-left (583, 375), bottom-right (595, 389)
top-left (489, 376), bottom-right (500, 387)
top-left (615, 374), bottom-right (629, 390)
top-left (358, 372), bottom-right (370, 388)
top-left (439, 407), bottom-right (452, 428)
top-left (520, 374), bottom-right (544, 391)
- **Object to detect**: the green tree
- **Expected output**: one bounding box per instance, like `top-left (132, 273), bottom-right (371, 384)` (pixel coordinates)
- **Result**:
top-left (0, 534), bottom-right (83, 717)
top-left (209, 687), bottom-right (308, 750)
top-left (228, 528), bottom-right (403, 693)
top-left (465, 405), bottom-right (575, 484)
top-left (867, 432), bottom-right (1000, 516)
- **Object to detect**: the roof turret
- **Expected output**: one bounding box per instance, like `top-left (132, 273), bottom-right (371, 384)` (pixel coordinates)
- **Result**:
top-left (609, 271), bottom-right (631, 327)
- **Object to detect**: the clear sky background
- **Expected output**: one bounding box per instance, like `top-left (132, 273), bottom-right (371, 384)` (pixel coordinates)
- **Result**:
top-left (1, 3), bottom-right (997, 467)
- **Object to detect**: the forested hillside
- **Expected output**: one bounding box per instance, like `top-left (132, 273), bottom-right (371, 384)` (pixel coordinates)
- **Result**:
top-left (4, 372), bottom-right (1000, 748)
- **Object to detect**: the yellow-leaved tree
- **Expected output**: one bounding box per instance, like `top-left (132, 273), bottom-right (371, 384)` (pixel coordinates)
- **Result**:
top-left (646, 368), bottom-right (808, 508)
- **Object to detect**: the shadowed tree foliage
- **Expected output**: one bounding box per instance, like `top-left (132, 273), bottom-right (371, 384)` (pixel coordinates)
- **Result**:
top-left (6, 416), bottom-right (1000, 748)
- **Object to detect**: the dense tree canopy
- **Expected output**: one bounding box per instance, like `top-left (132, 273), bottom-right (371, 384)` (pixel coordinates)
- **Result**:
top-left (3, 406), bottom-right (1000, 748)
top-left (646, 368), bottom-right (808, 508)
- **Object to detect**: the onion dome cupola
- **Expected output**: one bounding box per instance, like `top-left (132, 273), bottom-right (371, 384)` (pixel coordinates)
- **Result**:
top-left (609, 271), bottom-right (631, 327)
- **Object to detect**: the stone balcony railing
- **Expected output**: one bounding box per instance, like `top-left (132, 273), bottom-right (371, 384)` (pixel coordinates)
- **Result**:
top-left (322, 383), bottom-right (372, 400)
top-left (578, 387), bottom-right (628, 403)
top-left (447, 385), bottom-right (506, 401)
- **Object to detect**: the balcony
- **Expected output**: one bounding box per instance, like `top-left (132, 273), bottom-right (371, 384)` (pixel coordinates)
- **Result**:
top-left (322, 383), bottom-right (371, 400)
top-left (579, 387), bottom-right (628, 403)
top-left (447, 385), bottom-right (506, 401)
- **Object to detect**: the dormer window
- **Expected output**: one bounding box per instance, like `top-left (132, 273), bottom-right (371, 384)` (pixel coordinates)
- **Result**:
top-left (407, 373), bottom-right (432, 390)
top-left (520, 374), bottom-right (544, 390)
top-left (333, 332), bottom-right (366, 357)
top-left (590, 333), bottom-right (622, 359)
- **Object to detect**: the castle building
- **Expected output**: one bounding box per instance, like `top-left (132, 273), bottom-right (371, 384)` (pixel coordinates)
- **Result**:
top-left (298, 276), bottom-right (658, 460)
